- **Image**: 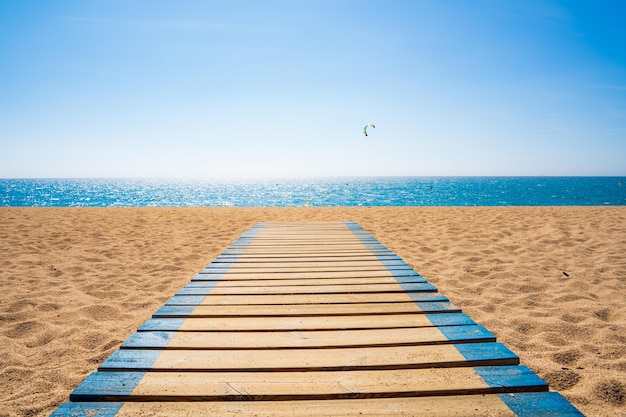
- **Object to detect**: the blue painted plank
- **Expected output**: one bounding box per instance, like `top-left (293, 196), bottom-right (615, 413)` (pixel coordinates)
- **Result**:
top-left (138, 318), bottom-right (185, 331)
top-left (201, 267), bottom-right (234, 273)
top-left (426, 313), bottom-right (476, 327)
top-left (49, 402), bottom-right (124, 417)
top-left (374, 268), bottom-right (420, 276)
top-left (500, 392), bottom-right (585, 416)
top-left (378, 259), bottom-right (410, 268)
top-left (406, 292), bottom-right (448, 302)
top-left (476, 366), bottom-right (547, 391)
top-left (385, 269), bottom-right (423, 279)
top-left (176, 281), bottom-right (219, 294)
top-left (185, 280), bottom-right (224, 287)
top-left (395, 274), bottom-right (424, 282)
top-left (381, 266), bottom-right (423, 271)
top-left (99, 350), bottom-right (162, 372)
top-left (385, 275), bottom-right (424, 282)
top-left (415, 301), bottom-right (458, 312)
top-left (121, 332), bottom-right (174, 349)
top-left (205, 262), bottom-right (235, 269)
top-left (399, 282), bottom-right (437, 292)
top-left (437, 325), bottom-right (496, 343)
top-left (165, 295), bottom-right (206, 305)
top-left (152, 305), bottom-right (196, 317)
top-left (70, 372), bottom-right (145, 401)
top-left (455, 342), bottom-right (519, 365)
top-left (191, 272), bottom-right (226, 280)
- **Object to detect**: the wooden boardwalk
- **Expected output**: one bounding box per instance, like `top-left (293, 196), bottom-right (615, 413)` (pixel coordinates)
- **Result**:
top-left (51, 222), bottom-right (584, 416)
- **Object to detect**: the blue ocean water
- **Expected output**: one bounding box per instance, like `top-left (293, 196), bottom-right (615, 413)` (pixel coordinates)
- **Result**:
top-left (0, 177), bottom-right (624, 207)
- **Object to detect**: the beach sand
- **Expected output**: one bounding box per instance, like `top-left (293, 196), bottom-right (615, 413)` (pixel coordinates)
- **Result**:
top-left (0, 207), bottom-right (624, 417)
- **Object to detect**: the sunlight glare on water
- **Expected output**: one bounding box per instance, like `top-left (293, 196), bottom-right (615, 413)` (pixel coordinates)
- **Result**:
top-left (0, 177), bottom-right (625, 207)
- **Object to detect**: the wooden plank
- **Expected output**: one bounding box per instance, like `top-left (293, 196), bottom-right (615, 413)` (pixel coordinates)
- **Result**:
top-left (229, 237), bottom-right (373, 243)
top-left (153, 301), bottom-right (461, 318)
top-left (213, 250), bottom-right (402, 262)
top-left (139, 312), bottom-right (475, 332)
top-left (121, 325), bottom-right (495, 350)
top-left (176, 282), bottom-right (437, 296)
top-left (99, 342), bottom-right (519, 372)
top-left (222, 240), bottom-right (386, 244)
top-left (185, 276), bottom-right (426, 287)
top-left (206, 260), bottom-right (410, 269)
top-left (201, 265), bottom-right (414, 273)
top-left (50, 393), bottom-right (586, 417)
top-left (69, 366), bottom-right (546, 402)
top-left (225, 244), bottom-right (386, 252)
top-left (222, 248), bottom-right (393, 255)
top-left (166, 292), bottom-right (447, 306)
top-left (193, 270), bottom-right (421, 281)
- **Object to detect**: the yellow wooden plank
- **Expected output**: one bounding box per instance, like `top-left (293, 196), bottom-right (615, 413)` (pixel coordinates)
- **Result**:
top-left (197, 276), bottom-right (405, 287)
top-left (233, 244), bottom-right (377, 252)
top-left (67, 394), bottom-right (517, 416)
top-left (157, 302), bottom-right (455, 317)
top-left (124, 367), bottom-right (498, 399)
top-left (245, 235), bottom-right (363, 239)
top-left (164, 313), bottom-right (447, 331)
top-left (197, 283), bottom-right (423, 295)
top-left (221, 261), bottom-right (392, 269)
top-left (131, 326), bottom-right (489, 349)
top-left (136, 368), bottom-right (485, 397)
top-left (195, 270), bottom-right (411, 280)
top-left (174, 292), bottom-right (424, 305)
top-left (203, 266), bottom-right (405, 273)
top-left (219, 252), bottom-right (393, 259)
top-left (227, 247), bottom-right (384, 254)
top-left (113, 344), bottom-right (513, 372)
top-left (218, 253), bottom-right (392, 264)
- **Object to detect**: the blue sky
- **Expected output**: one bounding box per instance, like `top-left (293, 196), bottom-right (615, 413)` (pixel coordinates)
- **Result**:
top-left (1, 0), bottom-right (625, 178)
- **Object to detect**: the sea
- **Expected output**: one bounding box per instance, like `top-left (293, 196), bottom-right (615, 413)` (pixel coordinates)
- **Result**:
top-left (0, 177), bottom-right (625, 207)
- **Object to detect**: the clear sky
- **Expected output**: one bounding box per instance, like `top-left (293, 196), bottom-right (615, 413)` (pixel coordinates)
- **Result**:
top-left (1, 0), bottom-right (625, 178)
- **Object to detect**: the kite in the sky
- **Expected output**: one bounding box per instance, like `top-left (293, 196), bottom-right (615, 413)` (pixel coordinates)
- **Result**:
top-left (363, 123), bottom-right (375, 136)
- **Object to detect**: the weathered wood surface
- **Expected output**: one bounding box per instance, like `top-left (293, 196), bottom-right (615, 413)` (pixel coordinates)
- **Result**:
top-left (122, 325), bottom-right (495, 350)
top-left (99, 342), bottom-right (518, 372)
top-left (153, 301), bottom-right (461, 317)
top-left (70, 366), bottom-right (545, 402)
top-left (193, 270), bottom-right (421, 280)
top-left (176, 282), bottom-right (437, 295)
top-left (139, 312), bottom-right (475, 331)
top-left (166, 292), bottom-right (447, 305)
top-left (187, 276), bottom-right (426, 287)
top-left (52, 393), bottom-right (585, 416)
top-left (50, 222), bottom-right (584, 417)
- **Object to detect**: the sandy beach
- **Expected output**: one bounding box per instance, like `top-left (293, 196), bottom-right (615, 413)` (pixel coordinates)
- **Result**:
top-left (0, 207), bottom-right (624, 417)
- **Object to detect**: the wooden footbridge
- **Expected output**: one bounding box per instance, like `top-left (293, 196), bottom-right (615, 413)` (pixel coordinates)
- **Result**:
top-left (51, 222), bottom-right (583, 416)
